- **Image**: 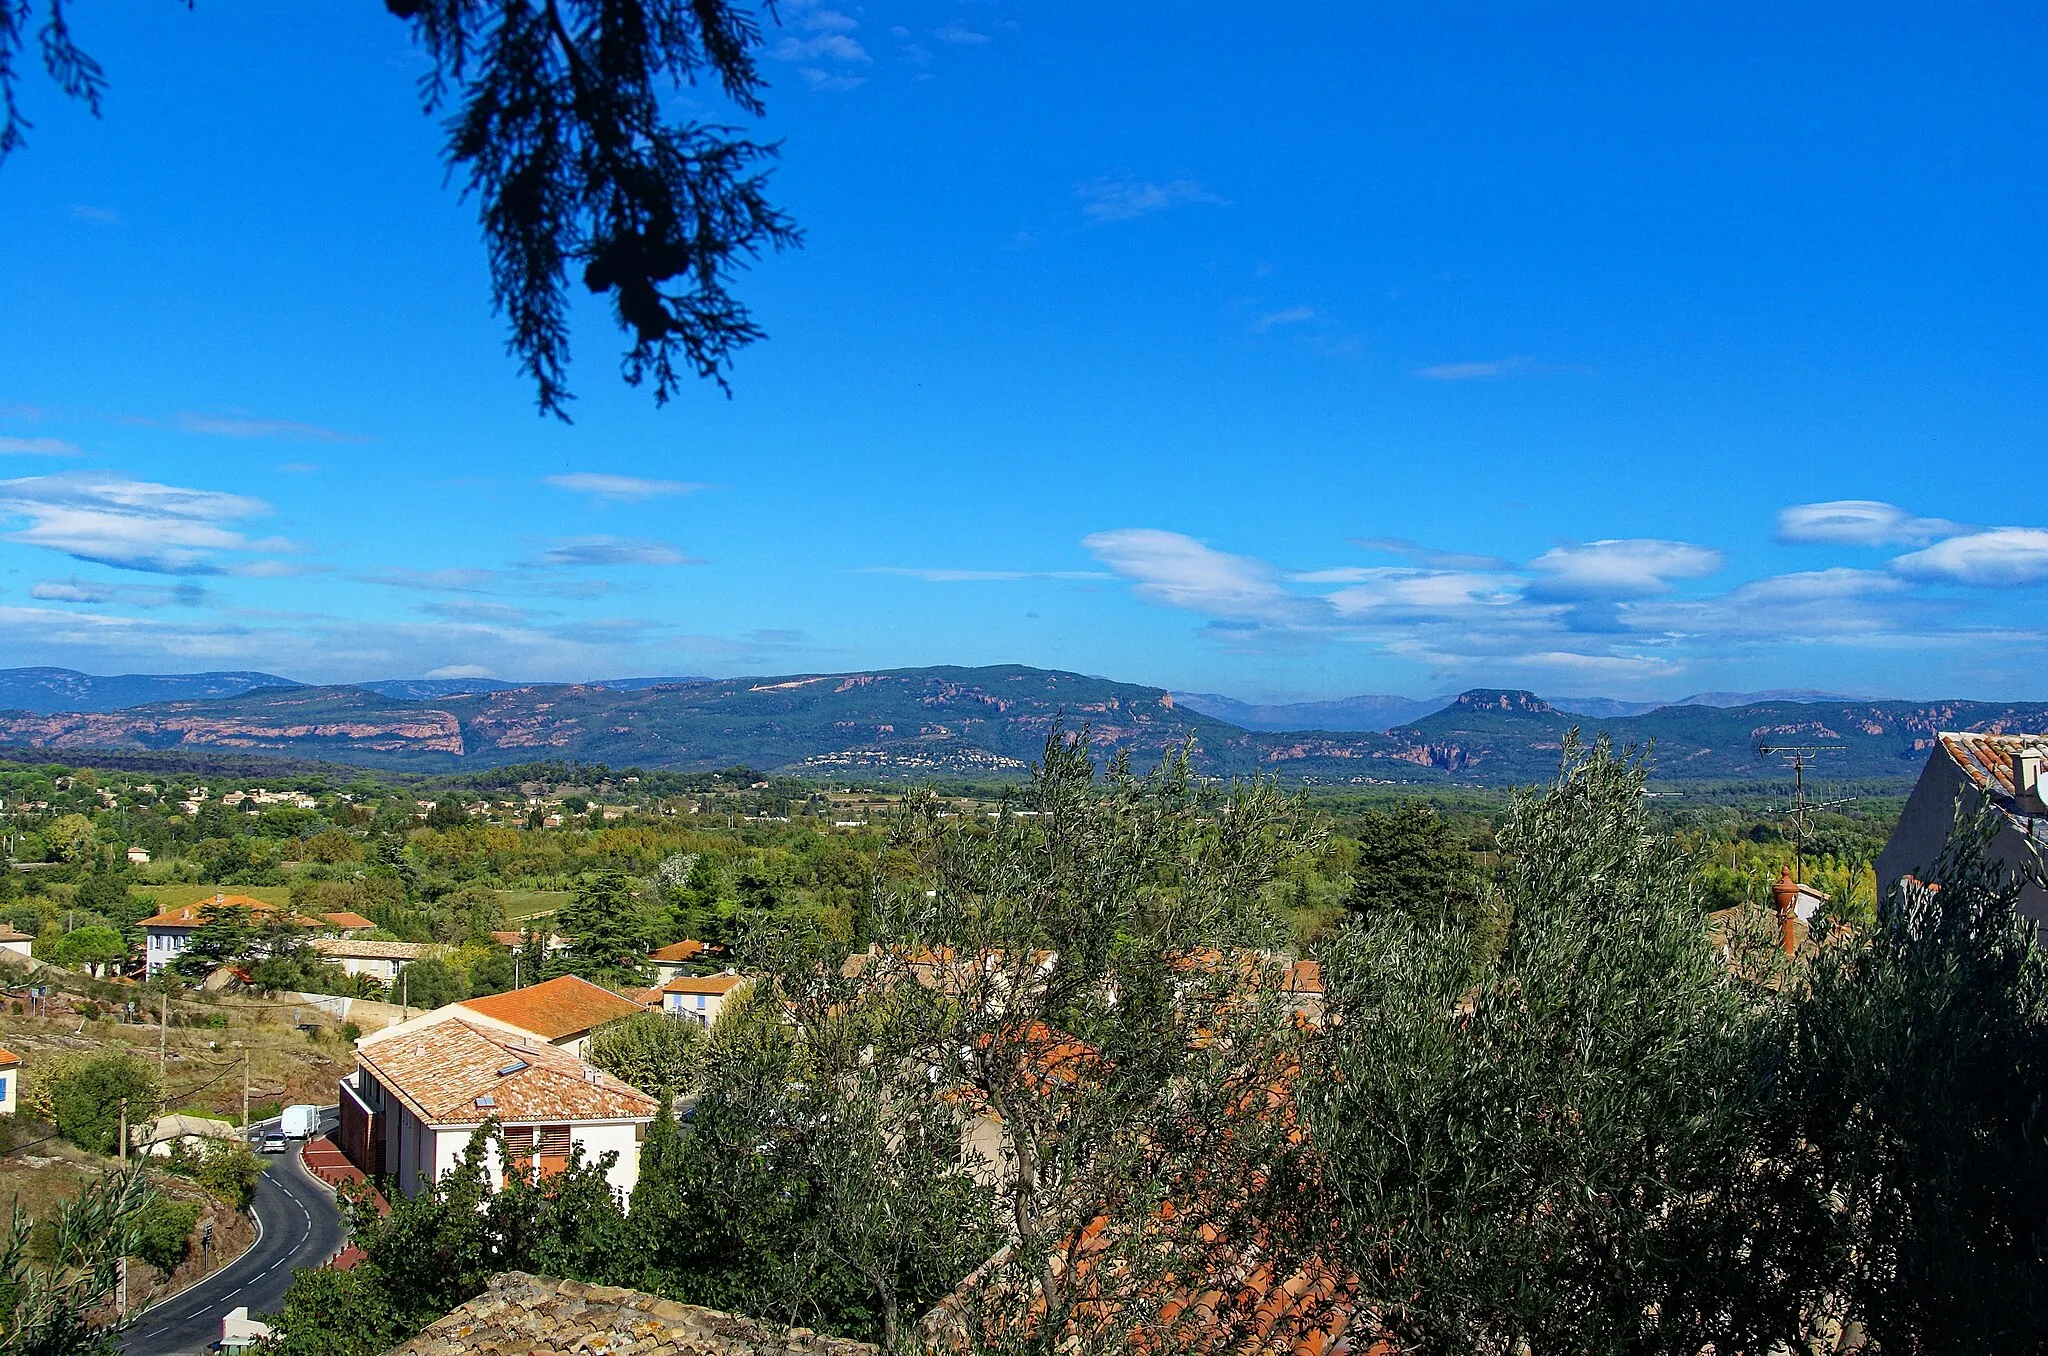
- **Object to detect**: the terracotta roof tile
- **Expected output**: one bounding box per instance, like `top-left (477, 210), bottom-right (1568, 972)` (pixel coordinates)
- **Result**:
top-left (0, 1046), bottom-right (18, 1066)
top-left (319, 911), bottom-right (378, 930)
top-left (660, 973), bottom-right (749, 995)
top-left (649, 939), bottom-right (708, 963)
top-left (392, 1271), bottom-right (876, 1356)
top-left (355, 1017), bottom-right (656, 1126)
top-left (138, 893), bottom-right (291, 929)
top-left (456, 973), bottom-right (643, 1040)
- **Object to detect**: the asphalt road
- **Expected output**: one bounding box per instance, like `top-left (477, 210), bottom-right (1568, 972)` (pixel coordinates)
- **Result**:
top-left (120, 1113), bottom-right (346, 1356)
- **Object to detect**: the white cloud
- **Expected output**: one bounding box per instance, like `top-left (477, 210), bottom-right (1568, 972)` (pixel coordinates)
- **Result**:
top-left (1890, 528), bottom-right (2048, 587)
top-left (1776, 500), bottom-right (1959, 547)
top-left (1525, 539), bottom-right (1724, 600)
top-left (426, 664), bottom-right (496, 679)
top-left (1082, 529), bottom-right (1328, 629)
top-left (1250, 306), bottom-right (1316, 333)
top-left (532, 536), bottom-right (701, 567)
top-left (70, 204), bottom-right (120, 225)
top-left (772, 33), bottom-right (870, 62)
top-left (544, 472), bottom-right (709, 502)
top-left (934, 21), bottom-right (992, 44)
top-left (31, 576), bottom-right (211, 608)
top-left (0, 436), bottom-right (80, 456)
top-left (1076, 176), bottom-right (1226, 224)
top-left (0, 472), bottom-right (285, 574)
top-left (1414, 356), bottom-right (1594, 381)
top-left (165, 411), bottom-right (366, 442)
top-left (1626, 569), bottom-right (1917, 642)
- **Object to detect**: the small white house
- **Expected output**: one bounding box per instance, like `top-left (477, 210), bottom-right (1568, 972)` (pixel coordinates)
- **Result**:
top-left (136, 1112), bottom-right (243, 1157)
top-left (126, 847), bottom-right (151, 865)
top-left (309, 937), bottom-right (440, 986)
top-left (0, 927), bottom-right (33, 962)
top-left (343, 1016), bottom-right (656, 1199)
top-left (656, 972), bottom-right (748, 1027)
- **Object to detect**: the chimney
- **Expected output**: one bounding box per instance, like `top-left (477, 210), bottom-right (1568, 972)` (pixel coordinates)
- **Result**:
top-left (2015, 748), bottom-right (2047, 815)
top-left (1770, 867), bottom-right (1800, 957)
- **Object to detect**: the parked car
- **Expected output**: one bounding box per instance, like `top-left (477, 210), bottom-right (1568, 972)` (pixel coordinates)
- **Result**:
top-left (260, 1132), bottom-right (287, 1154)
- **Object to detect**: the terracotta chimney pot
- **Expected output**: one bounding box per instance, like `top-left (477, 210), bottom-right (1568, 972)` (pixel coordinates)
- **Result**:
top-left (1770, 867), bottom-right (1800, 956)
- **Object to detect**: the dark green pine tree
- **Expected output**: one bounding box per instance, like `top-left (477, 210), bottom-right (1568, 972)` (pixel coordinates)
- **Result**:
top-left (1342, 803), bottom-right (1482, 927)
top-left (552, 870), bottom-right (649, 986)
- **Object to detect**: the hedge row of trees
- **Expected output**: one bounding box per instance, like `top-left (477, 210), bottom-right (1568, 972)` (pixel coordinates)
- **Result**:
top-left (244, 732), bottom-right (2047, 1356)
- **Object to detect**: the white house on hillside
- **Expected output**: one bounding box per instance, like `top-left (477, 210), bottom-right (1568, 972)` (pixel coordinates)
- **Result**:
top-left (343, 1016), bottom-right (657, 1198)
top-left (1877, 732), bottom-right (2048, 934)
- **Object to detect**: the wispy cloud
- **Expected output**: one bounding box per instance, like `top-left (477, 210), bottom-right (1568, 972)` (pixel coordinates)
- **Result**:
top-left (544, 472), bottom-right (710, 502)
top-left (1525, 539), bottom-right (1724, 600)
top-left (864, 566), bottom-right (1110, 583)
top-left (0, 436), bottom-right (80, 456)
top-left (31, 576), bottom-right (213, 608)
top-left (934, 21), bottom-right (992, 44)
top-left (1349, 537), bottom-right (1514, 572)
top-left (1250, 306), bottom-right (1316, 333)
top-left (1076, 175), bottom-right (1226, 224)
top-left (1082, 529), bottom-right (1329, 633)
top-left (1414, 356), bottom-right (1594, 381)
top-left (1890, 527), bottom-right (2048, 587)
top-left (769, 0), bottom-right (870, 86)
top-left (0, 472), bottom-right (289, 575)
top-left (531, 536), bottom-right (701, 567)
top-left (69, 205), bottom-right (120, 225)
top-left (159, 411), bottom-right (368, 442)
top-left (1776, 499), bottom-right (1960, 547)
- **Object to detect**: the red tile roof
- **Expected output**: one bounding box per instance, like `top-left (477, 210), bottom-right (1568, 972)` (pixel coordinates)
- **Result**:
top-left (457, 974), bottom-right (644, 1041)
top-left (659, 973), bottom-right (749, 995)
top-left (139, 893), bottom-right (292, 929)
top-left (1941, 731), bottom-right (2048, 800)
top-left (649, 940), bottom-right (708, 963)
top-left (320, 911), bottom-right (379, 931)
top-left (0, 1046), bottom-right (18, 1066)
top-left (355, 1018), bottom-right (656, 1126)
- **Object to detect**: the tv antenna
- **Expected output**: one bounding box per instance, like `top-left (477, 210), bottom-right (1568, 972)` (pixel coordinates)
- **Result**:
top-left (1755, 741), bottom-right (1851, 886)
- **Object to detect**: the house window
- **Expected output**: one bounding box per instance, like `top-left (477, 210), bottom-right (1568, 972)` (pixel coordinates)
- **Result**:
top-left (0, 1076), bottom-right (8, 1100)
top-left (503, 1124), bottom-right (574, 1181)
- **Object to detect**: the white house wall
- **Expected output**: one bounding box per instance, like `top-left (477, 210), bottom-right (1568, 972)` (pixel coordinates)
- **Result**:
top-left (1879, 748), bottom-right (2048, 936)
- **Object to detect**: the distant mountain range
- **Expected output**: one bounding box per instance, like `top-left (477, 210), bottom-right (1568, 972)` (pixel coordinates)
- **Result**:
top-left (0, 668), bottom-right (712, 712)
top-left (1178, 687), bottom-right (1864, 730)
top-left (0, 666), bottom-right (2041, 786)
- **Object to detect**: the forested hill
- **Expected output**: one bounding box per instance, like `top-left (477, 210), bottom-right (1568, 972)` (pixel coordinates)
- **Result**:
top-left (0, 667), bottom-right (2042, 785)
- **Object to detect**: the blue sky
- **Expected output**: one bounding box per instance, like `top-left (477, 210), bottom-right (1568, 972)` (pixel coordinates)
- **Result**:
top-left (2, 2), bottom-right (2045, 701)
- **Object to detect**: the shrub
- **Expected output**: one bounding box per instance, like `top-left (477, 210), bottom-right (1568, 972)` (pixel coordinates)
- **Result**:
top-left (130, 1198), bottom-right (200, 1272)
top-left (196, 1141), bottom-right (266, 1212)
top-left (52, 1054), bottom-right (158, 1156)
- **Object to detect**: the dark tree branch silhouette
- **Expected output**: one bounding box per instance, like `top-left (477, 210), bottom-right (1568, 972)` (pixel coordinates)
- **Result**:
top-left (0, 0), bottom-right (800, 420)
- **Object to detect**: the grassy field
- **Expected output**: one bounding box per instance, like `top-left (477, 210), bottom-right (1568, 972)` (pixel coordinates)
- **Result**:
top-left (501, 890), bottom-right (573, 922)
top-left (134, 883), bottom-right (298, 911)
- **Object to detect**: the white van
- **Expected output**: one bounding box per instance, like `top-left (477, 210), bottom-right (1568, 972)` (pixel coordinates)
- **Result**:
top-left (280, 1104), bottom-right (321, 1139)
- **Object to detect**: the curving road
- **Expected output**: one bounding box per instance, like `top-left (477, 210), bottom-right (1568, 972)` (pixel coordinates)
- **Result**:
top-left (120, 1113), bottom-right (347, 1356)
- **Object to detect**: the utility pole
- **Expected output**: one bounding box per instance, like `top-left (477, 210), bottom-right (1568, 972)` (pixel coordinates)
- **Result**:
top-left (118, 1097), bottom-right (127, 1162)
top-left (401, 969), bottom-right (408, 1020)
top-left (240, 1045), bottom-right (249, 1133)
top-left (158, 990), bottom-right (167, 1083)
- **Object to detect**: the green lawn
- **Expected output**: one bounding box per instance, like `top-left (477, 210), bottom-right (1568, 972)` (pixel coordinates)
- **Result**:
top-left (136, 884), bottom-right (297, 911)
top-left (501, 890), bottom-right (574, 922)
